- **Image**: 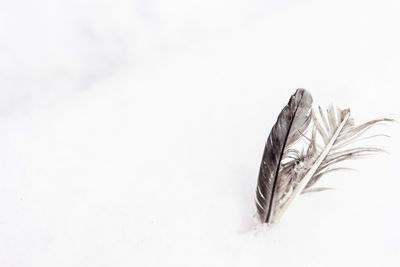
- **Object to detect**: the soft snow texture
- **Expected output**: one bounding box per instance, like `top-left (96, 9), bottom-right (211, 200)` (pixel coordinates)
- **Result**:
top-left (1, 1), bottom-right (400, 266)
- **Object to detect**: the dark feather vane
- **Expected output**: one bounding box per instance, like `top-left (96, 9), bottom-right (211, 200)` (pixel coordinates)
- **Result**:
top-left (256, 89), bottom-right (313, 223)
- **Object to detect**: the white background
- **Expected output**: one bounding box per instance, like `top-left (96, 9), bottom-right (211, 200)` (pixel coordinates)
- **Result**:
top-left (1, 0), bottom-right (399, 266)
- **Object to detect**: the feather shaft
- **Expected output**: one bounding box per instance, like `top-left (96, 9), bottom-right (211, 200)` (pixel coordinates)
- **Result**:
top-left (272, 111), bottom-right (351, 223)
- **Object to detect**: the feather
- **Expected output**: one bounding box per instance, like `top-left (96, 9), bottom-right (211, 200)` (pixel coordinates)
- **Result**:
top-left (255, 88), bottom-right (313, 223)
top-left (271, 106), bottom-right (393, 224)
top-left (256, 89), bottom-right (393, 225)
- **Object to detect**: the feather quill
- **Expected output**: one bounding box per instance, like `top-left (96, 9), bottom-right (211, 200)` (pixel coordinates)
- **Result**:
top-left (256, 89), bottom-right (393, 225)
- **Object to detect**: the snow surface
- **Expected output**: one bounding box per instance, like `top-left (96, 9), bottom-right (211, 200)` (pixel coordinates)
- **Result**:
top-left (1, 0), bottom-right (400, 266)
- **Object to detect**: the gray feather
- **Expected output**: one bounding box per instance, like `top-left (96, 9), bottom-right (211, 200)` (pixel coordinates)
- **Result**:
top-left (256, 88), bottom-right (313, 223)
